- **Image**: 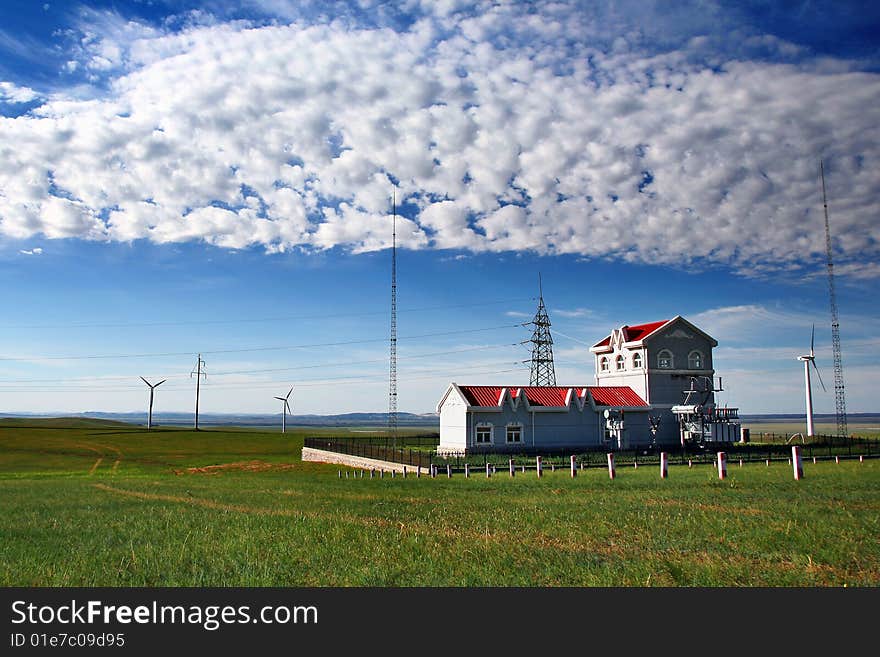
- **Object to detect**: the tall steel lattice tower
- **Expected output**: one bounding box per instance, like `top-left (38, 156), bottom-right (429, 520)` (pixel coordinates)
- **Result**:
top-left (388, 191), bottom-right (398, 443)
top-left (820, 161), bottom-right (847, 437)
top-left (529, 275), bottom-right (556, 386)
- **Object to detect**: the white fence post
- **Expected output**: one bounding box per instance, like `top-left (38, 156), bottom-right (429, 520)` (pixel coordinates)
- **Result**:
top-left (464, 463), bottom-right (470, 478)
top-left (717, 452), bottom-right (727, 480)
top-left (486, 462), bottom-right (491, 478)
top-left (607, 453), bottom-right (615, 480)
top-left (447, 464), bottom-right (452, 478)
top-left (570, 455), bottom-right (577, 478)
top-left (536, 456), bottom-right (543, 478)
top-left (509, 459), bottom-right (515, 477)
top-left (660, 452), bottom-right (668, 479)
top-left (403, 466), bottom-right (407, 478)
top-left (792, 445), bottom-right (803, 480)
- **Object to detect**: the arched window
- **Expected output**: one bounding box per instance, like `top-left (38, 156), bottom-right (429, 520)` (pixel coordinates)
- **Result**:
top-left (615, 354), bottom-right (625, 371)
top-left (600, 357), bottom-right (609, 372)
top-left (658, 349), bottom-right (673, 369)
top-left (632, 352), bottom-right (642, 368)
top-left (688, 350), bottom-right (703, 369)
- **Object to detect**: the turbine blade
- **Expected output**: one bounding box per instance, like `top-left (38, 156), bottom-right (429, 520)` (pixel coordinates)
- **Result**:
top-left (140, 376), bottom-right (150, 386)
top-left (274, 397), bottom-right (285, 402)
top-left (286, 387), bottom-right (293, 400)
top-left (156, 379), bottom-right (166, 387)
top-left (284, 401), bottom-right (291, 414)
top-left (810, 324), bottom-right (815, 357)
top-left (812, 360), bottom-right (827, 392)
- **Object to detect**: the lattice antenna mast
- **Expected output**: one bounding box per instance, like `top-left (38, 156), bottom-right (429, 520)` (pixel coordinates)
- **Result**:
top-left (820, 161), bottom-right (848, 437)
top-left (529, 274), bottom-right (556, 386)
top-left (190, 353), bottom-right (206, 431)
top-left (388, 190), bottom-right (398, 444)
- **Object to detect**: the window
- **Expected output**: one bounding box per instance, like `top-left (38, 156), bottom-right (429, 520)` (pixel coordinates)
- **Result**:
top-left (615, 355), bottom-right (625, 371)
top-left (475, 425), bottom-right (492, 444)
top-left (632, 352), bottom-right (642, 368)
top-left (688, 351), bottom-right (703, 369)
top-left (658, 349), bottom-right (673, 369)
top-left (600, 356), bottom-right (609, 372)
top-left (506, 425), bottom-right (522, 444)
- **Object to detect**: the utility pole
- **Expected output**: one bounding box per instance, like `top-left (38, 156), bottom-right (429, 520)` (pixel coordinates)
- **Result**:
top-left (191, 354), bottom-right (206, 431)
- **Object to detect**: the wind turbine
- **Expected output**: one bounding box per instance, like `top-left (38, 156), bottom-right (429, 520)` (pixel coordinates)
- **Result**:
top-left (140, 377), bottom-right (166, 430)
top-left (797, 325), bottom-right (826, 437)
top-left (274, 387), bottom-right (293, 433)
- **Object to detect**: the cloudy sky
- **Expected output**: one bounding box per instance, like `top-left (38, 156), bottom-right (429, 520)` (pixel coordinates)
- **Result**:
top-left (0, 0), bottom-right (878, 420)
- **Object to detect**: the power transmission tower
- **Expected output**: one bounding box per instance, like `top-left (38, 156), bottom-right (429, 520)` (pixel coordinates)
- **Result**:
top-left (388, 191), bottom-right (398, 445)
top-left (529, 274), bottom-right (556, 386)
top-left (190, 353), bottom-right (206, 431)
top-left (820, 161), bottom-right (847, 437)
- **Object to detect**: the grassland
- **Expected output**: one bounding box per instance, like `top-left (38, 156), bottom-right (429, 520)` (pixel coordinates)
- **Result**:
top-left (1, 419), bottom-right (878, 587)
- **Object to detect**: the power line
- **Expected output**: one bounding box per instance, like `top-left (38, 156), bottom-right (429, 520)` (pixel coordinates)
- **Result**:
top-left (0, 343), bottom-right (521, 384)
top-left (0, 362), bottom-right (529, 393)
top-left (0, 324), bottom-right (525, 362)
top-left (0, 298), bottom-right (534, 330)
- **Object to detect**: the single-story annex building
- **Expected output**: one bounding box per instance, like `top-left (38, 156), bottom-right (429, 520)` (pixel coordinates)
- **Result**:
top-left (436, 384), bottom-right (652, 454)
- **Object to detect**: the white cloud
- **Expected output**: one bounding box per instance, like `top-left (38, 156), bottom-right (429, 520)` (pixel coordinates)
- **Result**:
top-left (0, 4), bottom-right (877, 276)
top-left (0, 81), bottom-right (39, 103)
top-left (18, 247), bottom-right (43, 256)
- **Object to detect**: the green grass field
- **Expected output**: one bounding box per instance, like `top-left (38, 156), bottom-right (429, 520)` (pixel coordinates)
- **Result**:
top-left (1, 419), bottom-right (878, 587)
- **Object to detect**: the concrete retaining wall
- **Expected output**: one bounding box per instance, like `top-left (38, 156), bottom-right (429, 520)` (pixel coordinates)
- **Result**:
top-left (301, 446), bottom-right (429, 475)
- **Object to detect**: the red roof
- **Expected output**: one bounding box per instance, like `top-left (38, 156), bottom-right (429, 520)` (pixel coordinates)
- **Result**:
top-left (520, 387), bottom-right (570, 406)
top-left (587, 386), bottom-right (648, 407)
top-left (593, 319), bottom-right (669, 348)
top-left (457, 385), bottom-right (646, 408)
top-left (459, 386), bottom-right (505, 406)
top-left (623, 320), bottom-right (668, 342)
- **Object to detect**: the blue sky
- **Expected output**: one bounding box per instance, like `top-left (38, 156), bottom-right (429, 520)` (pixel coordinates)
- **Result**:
top-left (0, 1), bottom-right (878, 418)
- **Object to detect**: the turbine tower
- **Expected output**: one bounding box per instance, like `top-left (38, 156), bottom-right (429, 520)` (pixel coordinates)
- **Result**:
top-left (529, 274), bottom-right (556, 386)
top-left (274, 387), bottom-right (293, 433)
top-left (797, 325), bottom-right (826, 438)
top-left (820, 161), bottom-right (848, 437)
top-left (140, 377), bottom-right (166, 430)
top-left (388, 190), bottom-right (398, 445)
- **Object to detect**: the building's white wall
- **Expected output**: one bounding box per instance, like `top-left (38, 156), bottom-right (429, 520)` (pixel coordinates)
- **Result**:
top-left (438, 391), bottom-right (469, 453)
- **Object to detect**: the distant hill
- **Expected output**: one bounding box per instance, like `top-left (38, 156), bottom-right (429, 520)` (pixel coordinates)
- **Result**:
top-left (0, 411), bottom-right (440, 428)
top-left (739, 413), bottom-right (880, 424)
top-left (0, 416), bottom-right (134, 429)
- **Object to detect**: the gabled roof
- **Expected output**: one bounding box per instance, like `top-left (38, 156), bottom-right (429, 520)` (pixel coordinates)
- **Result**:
top-left (448, 384), bottom-right (648, 410)
top-left (591, 319), bottom-right (670, 350)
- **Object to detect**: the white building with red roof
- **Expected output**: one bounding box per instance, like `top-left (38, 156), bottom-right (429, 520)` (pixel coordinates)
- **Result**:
top-left (435, 384), bottom-right (651, 454)
top-left (436, 315), bottom-right (737, 453)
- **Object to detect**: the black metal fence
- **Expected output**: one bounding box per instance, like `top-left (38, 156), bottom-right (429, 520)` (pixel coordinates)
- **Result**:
top-left (304, 435), bottom-right (437, 470)
top-left (306, 434), bottom-right (877, 474)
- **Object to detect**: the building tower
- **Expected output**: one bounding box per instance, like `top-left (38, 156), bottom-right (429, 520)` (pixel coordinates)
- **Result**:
top-left (529, 275), bottom-right (556, 386)
top-left (820, 161), bottom-right (848, 437)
